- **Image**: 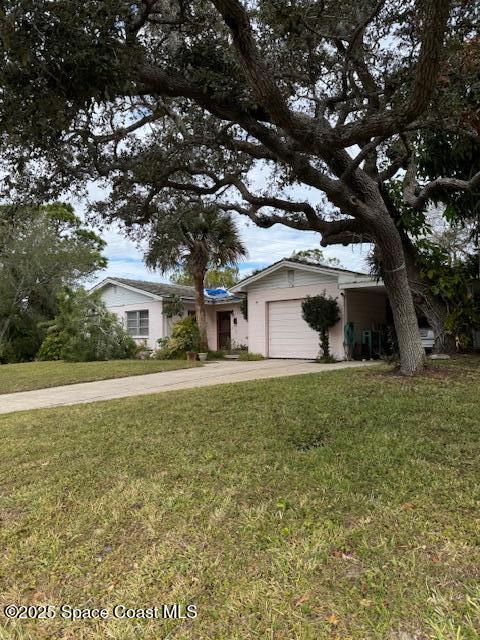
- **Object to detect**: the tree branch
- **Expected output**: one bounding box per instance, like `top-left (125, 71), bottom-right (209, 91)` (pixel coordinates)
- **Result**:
top-left (409, 170), bottom-right (480, 210)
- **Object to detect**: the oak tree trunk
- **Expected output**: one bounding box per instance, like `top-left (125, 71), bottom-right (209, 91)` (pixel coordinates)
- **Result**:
top-left (417, 297), bottom-right (457, 354)
top-left (194, 271), bottom-right (209, 352)
top-left (374, 218), bottom-right (426, 375)
top-left (401, 237), bottom-right (457, 354)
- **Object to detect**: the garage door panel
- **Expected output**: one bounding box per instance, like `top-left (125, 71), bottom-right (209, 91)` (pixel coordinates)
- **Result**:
top-left (268, 299), bottom-right (320, 359)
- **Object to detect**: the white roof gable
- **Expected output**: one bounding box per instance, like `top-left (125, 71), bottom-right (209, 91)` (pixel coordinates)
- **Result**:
top-left (231, 259), bottom-right (365, 293)
top-left (90, 278), bottom-right (163, 301)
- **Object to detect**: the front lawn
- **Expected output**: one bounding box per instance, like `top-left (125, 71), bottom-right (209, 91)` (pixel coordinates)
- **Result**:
top-left (0, 359), bottom-right (200, 394)
top-left (0, 361), bottom-right (478, 639)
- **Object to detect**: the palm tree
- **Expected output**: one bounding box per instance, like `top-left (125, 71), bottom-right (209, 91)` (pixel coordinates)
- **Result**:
top-left (145, 201), bottom-right (246, 351)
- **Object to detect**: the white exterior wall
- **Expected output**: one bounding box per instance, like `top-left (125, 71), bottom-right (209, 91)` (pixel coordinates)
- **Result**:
top-left (98, 284), bottom-right (164, 349)
top-left (108, 301), bottom-right (164, 350)
top-left (100, 283), bottom-right (156, 307)
top-left (247, 281), bottom-right (345, 360)
top-left (205, 302), bottom-right (248, 351)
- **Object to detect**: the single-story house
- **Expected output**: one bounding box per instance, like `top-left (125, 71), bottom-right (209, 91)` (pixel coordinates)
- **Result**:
top-left (93, 259), bottom-right (393, 359)
top-left (91, 277), bottom-right (248, 351)
top-left (231, 259), bottom-right (388, 360)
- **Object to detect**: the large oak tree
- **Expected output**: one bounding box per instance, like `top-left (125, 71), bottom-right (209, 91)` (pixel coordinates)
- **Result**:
top-left (1, 0), bottom-right (479, 373)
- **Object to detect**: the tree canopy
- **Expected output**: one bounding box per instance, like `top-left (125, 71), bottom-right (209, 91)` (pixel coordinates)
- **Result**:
top-left (37, 287), bottom-right (136, 362)
top-left (289, 249), bottom-right (343, 268)
top-left (171, 265), bottom-right (241, 288)
top-left (0, 202), bottom-right (106, 362)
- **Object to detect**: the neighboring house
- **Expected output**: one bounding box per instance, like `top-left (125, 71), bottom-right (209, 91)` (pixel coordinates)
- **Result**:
top-left (231, 259), bottom-right (389, 360)
top-left (91, 278), bottom-right (248, 351)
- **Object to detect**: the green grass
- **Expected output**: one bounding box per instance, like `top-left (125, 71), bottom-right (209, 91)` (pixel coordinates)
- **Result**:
top-left (238, 351), bottom-right (265, 361)
top-left (0, 359), bottom-right (200, 394)
top-left (0, 360), bottom-right (479, 639)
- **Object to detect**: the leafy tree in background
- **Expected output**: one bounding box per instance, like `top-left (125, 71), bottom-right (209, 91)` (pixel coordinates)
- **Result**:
top-left (1, 1), bottom-right (479, 373)
top-left (38, 288), bottom-right (136, 362)
top-left (302, 294), bottom-right (341, 362)
top-left (144, 201), bottom-right (246, 351)
top-left (290, 249), bottom-right (343, 269)
top-left (0, 203), bottom-right (106, 362)
top-left (380, 174), bottom-right (479, 352)
top-left (171, 265), bottom-right (240, 289)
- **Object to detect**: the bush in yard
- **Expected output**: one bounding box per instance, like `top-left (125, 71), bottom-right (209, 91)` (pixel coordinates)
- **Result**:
top-left (153, 316), bottom-right (200, 359)
top-left (207, 349), bottom-right (225, 360)
top-left (37, 288), bottom-right (136, 362)
top-left (36, 331), bottom-right (67, 361)
top-left (302, 293), bottom-right (341, 362)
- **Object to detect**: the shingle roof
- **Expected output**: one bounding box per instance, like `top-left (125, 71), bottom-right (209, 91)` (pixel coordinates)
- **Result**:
top-left (286, 257), bottom-right (366, 275)
top-left (232, 258), bottom-right (366, 290)
top-left (112, 278), bottom-right (196, 299)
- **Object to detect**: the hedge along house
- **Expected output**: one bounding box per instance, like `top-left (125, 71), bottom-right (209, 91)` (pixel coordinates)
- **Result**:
top-left (91, 278), bottom-right (248, 351)
top-left (230, 259), bottom-right (389, 360)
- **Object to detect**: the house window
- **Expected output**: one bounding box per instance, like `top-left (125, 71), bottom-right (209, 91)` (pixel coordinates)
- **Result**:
top-left (126, 310), bottom-right (149, 336)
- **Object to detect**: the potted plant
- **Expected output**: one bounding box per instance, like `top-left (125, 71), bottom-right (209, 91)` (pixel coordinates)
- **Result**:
top-left (198, 352), bottom-right (208, 361)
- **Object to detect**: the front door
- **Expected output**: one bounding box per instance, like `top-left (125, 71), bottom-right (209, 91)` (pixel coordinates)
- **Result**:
top-left (217, 311), bottom-right (231, 350)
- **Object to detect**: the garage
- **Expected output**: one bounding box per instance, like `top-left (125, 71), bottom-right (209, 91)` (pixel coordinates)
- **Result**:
top-left (268, 299), bottom-right (320, 359)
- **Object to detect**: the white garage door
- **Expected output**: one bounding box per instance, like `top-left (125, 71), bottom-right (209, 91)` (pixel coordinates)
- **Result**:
top-left (268, 299), bottom-right (320, 359)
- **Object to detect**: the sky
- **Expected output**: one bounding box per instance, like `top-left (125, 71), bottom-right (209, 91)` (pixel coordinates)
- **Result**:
top-left (78, 170), bottom-right (372, 287)
top-left (89, 216), bottom-right (371, 286)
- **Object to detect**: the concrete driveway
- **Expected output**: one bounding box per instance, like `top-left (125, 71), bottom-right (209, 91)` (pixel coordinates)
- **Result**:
top-left (0, 359), bottom-right (374, 415)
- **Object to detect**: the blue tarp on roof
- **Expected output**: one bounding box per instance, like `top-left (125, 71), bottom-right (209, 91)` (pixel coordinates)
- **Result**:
top-left (205, 287), bottom-right (232, 300)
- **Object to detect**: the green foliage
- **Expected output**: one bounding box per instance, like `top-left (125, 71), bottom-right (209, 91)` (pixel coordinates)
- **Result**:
top-left (162, 294), bottom-right (185, 319)
top-left (302, 293), bottom-right (341, 360)
top-left (154, 316), bottom-right (200, 359)
top-left (0, 202), bottom-right (106, 362)
top-left (37, 288), bottom-right (136, 362)
top-left (415, 239), bottom-right (469, 299)
top-left (385, 181), bottom-right (432, 238)
top-left (418, 131), bottom-right (480, 222)
top-left (237, 351), bottom-right (264, 361)
top-left (290, 248), bottom-right (343, 268)
top-left (171, 265), bottom-right (241, 289)
top-left (239, 296), bottom-right (248, 320)
top-left (416, 239), bottom-right (480, 344)
top-left (207, 349), bottom-right (226, 360)
top-left (169, 269), bottom-right (195, 286)
top-left (145, 203), bottom-right (246, 279)
top-left (36, 332), bottom-right (67, 362)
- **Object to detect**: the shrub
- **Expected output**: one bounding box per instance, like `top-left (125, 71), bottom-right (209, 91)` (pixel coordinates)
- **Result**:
top-left (153, 316), bottom-right (200, 359)
top-left (207, 349), bottom-right (225, 359)
top-left (302, 293), bottom-right (340, 361)
top-left (238, 351), bottom-right (264, 361)
top-left (37, 288), bottom-right (136, 362)
top-left (36, 332), bottom-right (67, 361)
